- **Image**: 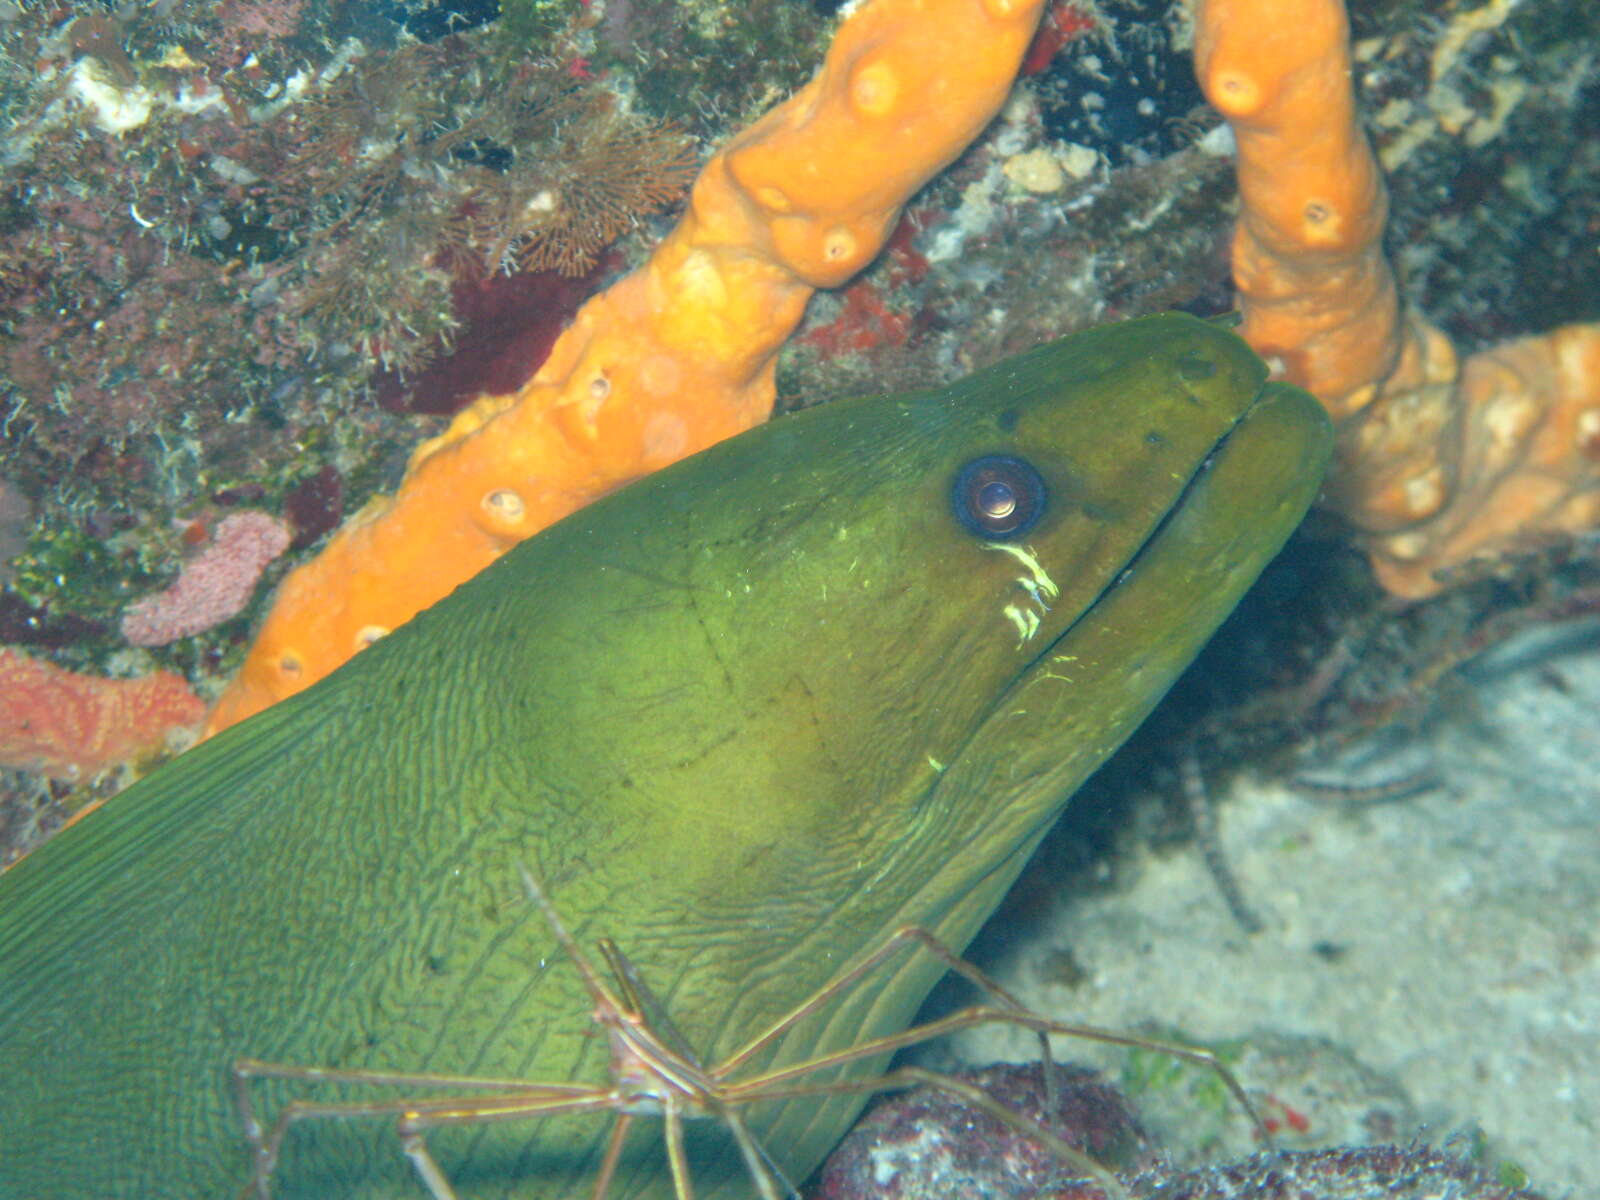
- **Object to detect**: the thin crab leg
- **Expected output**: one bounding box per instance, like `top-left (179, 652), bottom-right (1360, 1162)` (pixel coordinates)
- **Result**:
top-left (714, 925), bottom-right (1052, 1083)
top-left (234, 1072), bottom-right (621, 1200)
top-left (231, 1053), bottom-right (599, 1168)
top-left (400, 1128), bottom-right (464, 1200)
top-left (588, 1112), bottom-right (635, 1200)
top-left (723, 1001), bottom-right (1269, 1142)
top-left (663, 1099), bottom-right (695, 1200)
top-left (755, 1063), bottom-right (1132, 1200)
top-left (599, 934), bottom-right (706, 1070)
top-left (697, 925), bottom-right (1257, 1200)
top-left (517, 864), bottom-right (640, 1027)
top-left (396, 1100), bottom-right (633, 1200)
top-left (721, 1105), bottom-right (799, 1200)
top-left (233, 870), bottom-right (1268, 1200)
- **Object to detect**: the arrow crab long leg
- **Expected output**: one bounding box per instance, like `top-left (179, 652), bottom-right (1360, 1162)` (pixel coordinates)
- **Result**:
top-left (233, 867), bottom-right (1270, 1200)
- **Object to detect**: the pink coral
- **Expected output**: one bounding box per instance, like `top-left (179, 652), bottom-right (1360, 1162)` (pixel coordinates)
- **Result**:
top-left (0, 647), bottom-right (204, 780)
top-left (121, 511), bottom-right (291, 647)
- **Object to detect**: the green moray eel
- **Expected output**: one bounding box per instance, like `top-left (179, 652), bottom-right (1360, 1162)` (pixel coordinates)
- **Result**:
top-left (0, 314), bottom-right (1329, 1199)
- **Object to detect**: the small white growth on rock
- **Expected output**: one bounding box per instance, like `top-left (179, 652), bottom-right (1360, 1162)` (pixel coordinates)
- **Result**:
top-left (1057, 141), bottom-right (1100, 180)
top-left (868, 1126), bottom-right (949, 1186)
top-left (68, 58), bottom-right (153, 133)
top-left (1004, 147), bottom-right (1067, 194)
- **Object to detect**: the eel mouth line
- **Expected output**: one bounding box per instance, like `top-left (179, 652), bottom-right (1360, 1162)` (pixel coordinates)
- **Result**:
top-left (1008, 386), bottom-right (1255, 686)
top-left (909, 379), bottom-right (1264, 827)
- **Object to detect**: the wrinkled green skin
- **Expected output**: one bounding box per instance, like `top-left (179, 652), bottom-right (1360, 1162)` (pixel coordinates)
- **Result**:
top-left (0, 315), bottom-right (1329, 1199)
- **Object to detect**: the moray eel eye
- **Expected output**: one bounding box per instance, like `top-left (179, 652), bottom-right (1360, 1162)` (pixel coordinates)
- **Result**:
top-left (952, 454), bottom-right (1047, 539)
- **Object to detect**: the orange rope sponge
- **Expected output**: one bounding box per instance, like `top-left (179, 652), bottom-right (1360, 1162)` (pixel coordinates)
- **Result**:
top-left (207, 0), bottom-right (1046, 734)
top-left (1195, 0), bottom-right (1401, 415)
top-left (1196, 0), bottom-right (1600, 598)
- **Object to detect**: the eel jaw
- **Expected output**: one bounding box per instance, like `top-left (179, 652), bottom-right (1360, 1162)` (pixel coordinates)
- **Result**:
top-left (937, 376), bottom-right (1331, 851)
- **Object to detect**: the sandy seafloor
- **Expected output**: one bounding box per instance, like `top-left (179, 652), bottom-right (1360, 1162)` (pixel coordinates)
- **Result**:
top-left (940, 626), bottom-right (1600, 1196)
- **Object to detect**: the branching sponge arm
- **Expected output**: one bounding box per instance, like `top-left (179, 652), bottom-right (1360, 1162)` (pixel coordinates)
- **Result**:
top-left (1195, 0), bottom-right (1400, 415)
top-left (207, 0), bottom-right (1047, 734)
top-left (1197, 0), bottom-right (1600, 599)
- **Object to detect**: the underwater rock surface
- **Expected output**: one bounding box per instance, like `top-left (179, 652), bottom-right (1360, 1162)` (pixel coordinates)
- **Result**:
top-left (942, 629), bottom-right (1600, 1194)
top-left (813, 1062), bottom-right (1553, 1200)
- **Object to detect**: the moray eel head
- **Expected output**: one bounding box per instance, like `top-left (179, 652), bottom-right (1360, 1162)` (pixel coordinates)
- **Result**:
top-left (0, 314), bottom-right (1329, 1200)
